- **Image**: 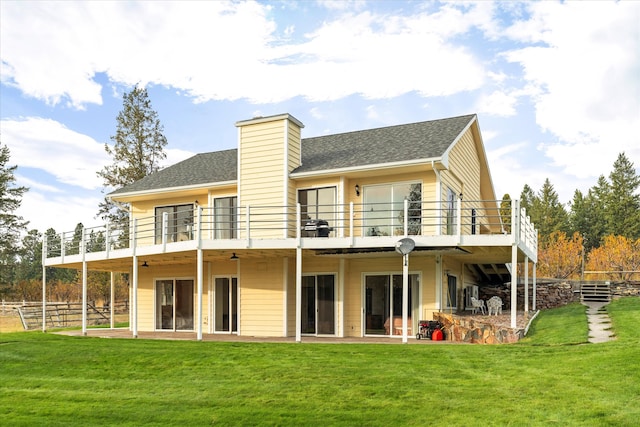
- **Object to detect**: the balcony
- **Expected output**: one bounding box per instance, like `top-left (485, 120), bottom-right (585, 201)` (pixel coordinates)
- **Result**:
top-left (44, 199), bottom-right (537, 266)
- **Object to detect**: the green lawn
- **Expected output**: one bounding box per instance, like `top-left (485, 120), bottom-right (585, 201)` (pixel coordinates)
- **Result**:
top-left (2, 298), bottom-right (639, 426)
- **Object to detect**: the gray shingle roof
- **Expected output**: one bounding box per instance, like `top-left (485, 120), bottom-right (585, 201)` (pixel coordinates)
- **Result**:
top-left (110, 114), bottom-right (475, 196)
top-left (110, 149), bottom-right (237, 195)
top-left (294, 114), bottom-right (475, 173)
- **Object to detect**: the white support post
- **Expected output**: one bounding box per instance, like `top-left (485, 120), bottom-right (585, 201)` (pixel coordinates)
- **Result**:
top-left (511, 200), bottom-right (520, 245)
top-left (197, 248), bottom-right (203, 341)
top-left (511, 244), bottom-right (518, 329)
top-left (197, 207), bottom-right (203, 341)
top-left (533, 263), bottom-right (537, 311)
top-left (132, 218), bottom-right (138, 338)
top-left (524, 256), bottom-right (529, 314)
top-left (402, 253), bottom-right (409, 343)
top-left (295, 246), bottom-right (302, 343)
top-left (110, 271), bottom-right (115, 329)
top-left (42, 236), bottom-right (47, 332)
top-left (339, 258), bottom-right (345, 338)
top-left (81, 227), bottom-right (88, 336)
top-left (456, 195), bottom-right (462, 243)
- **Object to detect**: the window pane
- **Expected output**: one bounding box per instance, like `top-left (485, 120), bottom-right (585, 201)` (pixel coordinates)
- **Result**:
top-left (155, 207), bottom-right (173, 244)
top-left (447, 275), bottom-right (457, 308)
top-left (363, 185), bottom-right (392, 236)
top-left (317, 275), bottom-right (335, 335)
top-left (214, 197), bottom-right (237, 239)
top-left (175, 205), bottom-right (194, 241)
top-left (299, 187), bottom-right (336, 236)
top-left (175, 279), bottom-right (194, 330)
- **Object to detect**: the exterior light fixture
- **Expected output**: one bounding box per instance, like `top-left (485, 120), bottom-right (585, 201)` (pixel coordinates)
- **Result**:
top-left (230, 253), bottom-right (239, 260)
top-left (355, 184), bottom-right (360, 196)
top-left (142, 261), bottom-right (149, 268)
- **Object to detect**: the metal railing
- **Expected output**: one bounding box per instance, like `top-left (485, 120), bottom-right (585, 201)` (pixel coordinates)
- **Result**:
top-left (44, 199), bottom-right (537, 259)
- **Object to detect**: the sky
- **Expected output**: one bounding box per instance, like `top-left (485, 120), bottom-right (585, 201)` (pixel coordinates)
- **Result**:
top-left (1, 0), bottom-right (639, 234)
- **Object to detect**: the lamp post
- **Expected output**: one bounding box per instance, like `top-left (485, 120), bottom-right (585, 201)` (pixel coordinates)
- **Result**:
top-left (395, 238), bottom-right (415, 343)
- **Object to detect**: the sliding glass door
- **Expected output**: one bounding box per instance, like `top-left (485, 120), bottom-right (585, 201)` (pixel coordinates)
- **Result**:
top-left (364, 274), bottom-right (420, 336)
top-left (214, 277), bottom-right (238, 333)
top-left (301, 274), bottom-right (335, 335)
top-left (155, 279), bottom-right (194, 331)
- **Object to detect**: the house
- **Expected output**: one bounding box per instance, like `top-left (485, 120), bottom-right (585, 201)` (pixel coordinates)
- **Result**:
top-left (43, 113), bottom-right (538, 341)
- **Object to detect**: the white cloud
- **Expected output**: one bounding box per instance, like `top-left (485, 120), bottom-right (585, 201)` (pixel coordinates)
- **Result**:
top-left (15, 174), bottom-right (63, 194)
top-left (0, 1), bottom-right (487, 106)
top-left (503, 1), bottom-right (640, 181)
top-left (475, 90), bottom-right (518, 117)
top-left (1, 117), bottom-right (108, 190)
top-left (18, 190), bottom-right (104, 233)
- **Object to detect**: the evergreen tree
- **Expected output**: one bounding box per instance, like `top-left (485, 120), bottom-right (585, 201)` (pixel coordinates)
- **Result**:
top-left (0, 142), bottom-right (29, 293)
top-left (606, 152), bottom-right (640, 239)
top-left (499, 193), bottom-right (512, 233)
top-left (15, 229), bottom-right (42, 283)
top-left (588, 175), bottom-right (611, 247)
top-left (97, 85), bottom-right (168, 236)
top-left (519, 184), bottom-right (536, 214)
top-left (534, 178), bottom-right (568, 242)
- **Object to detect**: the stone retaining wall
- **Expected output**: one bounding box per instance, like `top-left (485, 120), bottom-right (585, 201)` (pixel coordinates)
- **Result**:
top-left (433, 312), bottom-right (524, 344)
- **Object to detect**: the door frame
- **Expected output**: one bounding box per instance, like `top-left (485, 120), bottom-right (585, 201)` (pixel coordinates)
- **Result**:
top-left (361, 271), bottom-right (421, 337)
top-left (301, 273), bottom-right (337, 336)
top-left (154, 277), bottom-right (195, 332)
top-left (209, 275), bottom-right (239, 334)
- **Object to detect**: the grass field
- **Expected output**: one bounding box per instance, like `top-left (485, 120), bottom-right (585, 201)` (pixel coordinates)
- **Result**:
top-left (1, 298), bottom-right (639, 426)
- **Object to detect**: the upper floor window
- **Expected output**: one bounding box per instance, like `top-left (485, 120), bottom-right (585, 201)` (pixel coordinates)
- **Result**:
top-left (363, 182), bottom-right (421, 236)
top-left (299, 187), bottom-right (336, 235)
top-left (155, 204), bottom-right (194, 243)
top-left (214, 196), bottom-right (237, 239)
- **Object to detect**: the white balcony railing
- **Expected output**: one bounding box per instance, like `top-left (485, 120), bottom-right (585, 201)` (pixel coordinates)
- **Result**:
top-left (44, 199), bottom-right (537, 261)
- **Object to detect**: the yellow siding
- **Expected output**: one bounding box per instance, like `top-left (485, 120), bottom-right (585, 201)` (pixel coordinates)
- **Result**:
top-left (238, 117), bottom-right (304, 239)
top-left (239, 258), bottom-right (285, 336)
top-left (287, 120), bottom-right (301, 173)
top-left (443, 127), bottom-right (489, 234)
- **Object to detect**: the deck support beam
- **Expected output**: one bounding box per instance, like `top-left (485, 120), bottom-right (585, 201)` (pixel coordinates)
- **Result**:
top-left (511, 244), bottom-right (518, 329)
top-left (82, 227), bottom-right (87, 336)
top-left (110, 271), bottom-right (115, 329)
top-left (524, 256), bottom-right (529, 314)
top-left (295, 246), bottom-right (302, 343)
top-left (197, 249), bottom-right (203, 341)
top-left (42, 236), bottom-right (47, 332)
top-left (533, 263), bottom-right (537, 311)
